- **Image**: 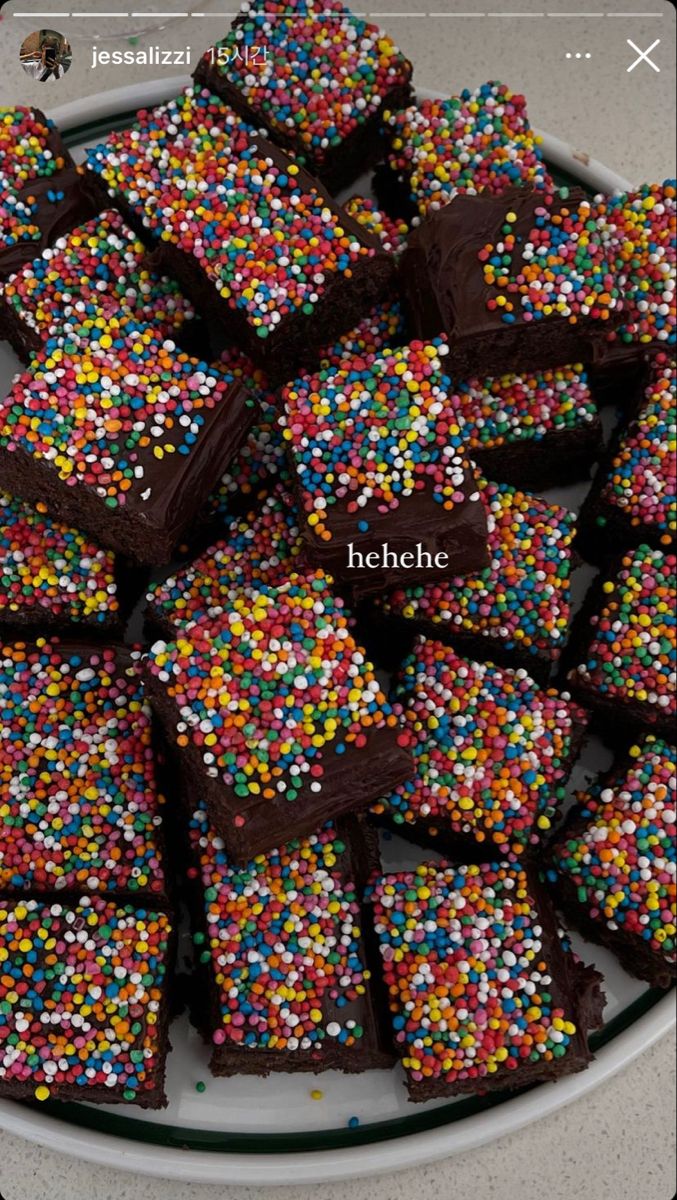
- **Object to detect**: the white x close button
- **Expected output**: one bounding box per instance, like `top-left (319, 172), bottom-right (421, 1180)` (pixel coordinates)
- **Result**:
top-left (627, 38), bottom-right (661, 73)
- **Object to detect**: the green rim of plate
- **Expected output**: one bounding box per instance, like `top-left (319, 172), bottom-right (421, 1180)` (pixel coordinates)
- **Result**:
top-left (24, 987), bottom-right (672, 1152)
top-left (26, 107), bottom-right (662, 1155)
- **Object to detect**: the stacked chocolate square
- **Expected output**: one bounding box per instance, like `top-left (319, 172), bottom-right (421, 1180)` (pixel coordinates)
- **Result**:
top-left (0, 0), bottom-right (674, 1112)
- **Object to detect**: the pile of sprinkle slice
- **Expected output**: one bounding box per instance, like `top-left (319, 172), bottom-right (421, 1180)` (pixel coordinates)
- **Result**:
top-left (595, 181), bottom-right (676, 349)
top-left (571, 544), bottom-right (676, 722)
top-left (479, 189), bottom-right (623, 327)
top-left (0, 105), bottom-right (66, 188)
top-left (147, 487), bottom-right (305, 633)
top-left (84, 86), bottom-right (253, 238)
top-left (155, 138), bottom-right (379, 337)
top-left (343, 195), bottom-right (410, 256)
top-left (450, 364), bottom-right (597, 450)
top-left (596, 354), bottom-right (676, 545)
top-left (1, 106), bottom-right (70, 256)
top-left (0, 324), bottom-right (237, 511)
top-left (0, 491), bottom-right (118, 628)
top-left (201, 0), bottom-right (412, 169)
top-left (282, 337), bottom-right (483, 541)
top-left (1, 208), bottom-right (193, 344)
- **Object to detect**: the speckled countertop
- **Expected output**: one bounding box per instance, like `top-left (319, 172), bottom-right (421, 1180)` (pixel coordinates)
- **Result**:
top-left (0, 2), bottom-right (675, 1197)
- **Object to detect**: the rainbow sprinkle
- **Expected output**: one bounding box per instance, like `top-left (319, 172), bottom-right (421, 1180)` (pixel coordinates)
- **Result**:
top-left (374, 638), bottom-right (586, 856)
top-left (1, 209), bottom-right (194, 347)
top-left (343, 196), bottom-right (409, 256)
top-left (595, 354), bottom-right (676, 546)
top-left (147, 487), bottom-right (305, 634)
top-left (552, 735), bottom-right (676, 982)
top-left (382, 478), bottom-right (577, 673)
top-left (0, 324), bottom-right (244, 515)
top-left (480, 189), bottom-right (622, 327)
top-left (597, 181), bottom-right (676, 351)
top-left (384, 82), bottom-right (550, 217)
top-left (198, 0), bottom-right (412, 180)
top-left (85, 87), bottom-right (252, 238)
top-left (0, 106), bottom-right (68, 188)
top-left (370, 861), bottom-right (583, 1095)
top-left (0, 492), bottom-right (118, 630)
top-left (156, 142), bottom-right (380, 337)
top-left (0, 641), bottom-right (165, 898)
top-left (281, 338), bottom-right (483, 543)
top-left (451, 365), bottom-right (597, 452)
top-left (202, 407), bottom-right (290, 522)
top-left (1, 108), bottom-right (77, 271)
top-left (203, 301), bottom-right (408, 524)
top-left (187, 804), bottom-right (373, 1062)
top-left (0, 193), bottom-right (41, 251)
top-left (318, 298), bottom-right (407, 371)
top-left (146, 572), bottom-right (400, 810)
top-left (0, 896), bottom-right (172, 1104)
top-left (200, 348), bottom-right (289, 523)
top-left (570, 544), bottom-right (676, 730)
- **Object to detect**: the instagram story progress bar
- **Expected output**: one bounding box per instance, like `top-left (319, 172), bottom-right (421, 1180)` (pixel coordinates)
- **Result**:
top-left (1, 4), bottom-right (672, 22)
top-left (2, 0), bottom-right (237, 39)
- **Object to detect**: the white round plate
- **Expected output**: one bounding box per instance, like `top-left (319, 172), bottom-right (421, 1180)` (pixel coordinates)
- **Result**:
top-left (0, 78), bottom-right (673, 1186)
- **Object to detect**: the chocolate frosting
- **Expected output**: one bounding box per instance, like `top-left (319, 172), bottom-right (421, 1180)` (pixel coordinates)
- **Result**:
top-left (297, 479), bottom-right (490, 594)
top-left (0, 168), bottom-right (96, 281)
top-left (146, 664), bottom-right (413, 864)
top-left (0, 372), bottom-right (254, 565)
top-left (401, 186), bottom-right (620, 378)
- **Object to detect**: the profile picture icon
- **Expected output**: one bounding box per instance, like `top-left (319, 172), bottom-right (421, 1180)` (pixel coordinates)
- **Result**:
top-left (20, 29), bottom-right (72, 82)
